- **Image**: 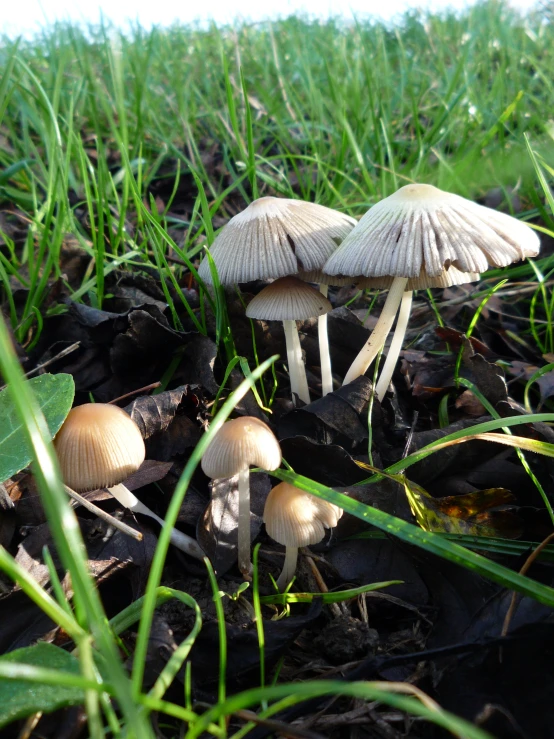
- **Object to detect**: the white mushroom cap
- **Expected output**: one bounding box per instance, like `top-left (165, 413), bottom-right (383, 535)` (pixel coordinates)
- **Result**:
top-left (263, 482), bottom-right (343, 548)
top-left (198, 197), bottom-right (356, 285)
top-left (201, 416), bottom-right (282, 480)
top-left (54, 403), bottom-right (145, 492)
top-left (356, 264), bottom-right (480, 290)
top-left (245, 276), bottom-right (332, 321)
top-left (324, 183), bottom-right (540, 279)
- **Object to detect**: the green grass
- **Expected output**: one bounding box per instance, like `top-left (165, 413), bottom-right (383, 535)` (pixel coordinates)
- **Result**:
top-left (1, 2), bottom-right (554, 737)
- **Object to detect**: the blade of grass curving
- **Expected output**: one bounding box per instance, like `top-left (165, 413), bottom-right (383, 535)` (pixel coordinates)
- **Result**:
top-left (363, 413), bottom-right (554, 480)
top-left (185, 680), bottom-right (492, 739)
top-left (252, 544), bottom-right (266, 692)
top-left (132, 356), bottom-right (278, 698)
top-left (269, 469), bottom-right (554, 608)
top-left (0, 314), bottom-right (153, 738)
top-left (205, 558), bottom-right (227, 735)
top-left (524, 363), bottom-right (554, 413)
top-left (457, 376), bottom-right (554, 523)
top-left (348, 530), bottom-right (554, 562)
top-left (261, 580), bottom-right (403, 606)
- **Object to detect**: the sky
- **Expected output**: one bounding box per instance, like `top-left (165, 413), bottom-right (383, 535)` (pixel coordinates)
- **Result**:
top-left (1, 0), bottom-right (540, 37)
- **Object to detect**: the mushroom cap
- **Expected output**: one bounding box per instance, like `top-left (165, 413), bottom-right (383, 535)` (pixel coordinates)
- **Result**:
top-left (198, 197), bottom-right (356, 285)
top-left (54, 403), bottom-right (145, 492)
top-left (263, 482), bottom-right (343, 548)
top-left (245, 276), bottom-right (332, 321)
top-left (356, 264), bottom-right (480, 290)
top-left (201, 416), bottom-right (282, 479)
top-left (324, 183), bottom-right (540, 279)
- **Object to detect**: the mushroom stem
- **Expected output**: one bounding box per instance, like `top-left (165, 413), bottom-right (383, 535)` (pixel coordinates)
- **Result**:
top-left (375, 290), bottom-right (413, 399)
top-left (107, 483), bottom-right (205, 560)
top-left (237, 468), bottom-right (252, 578)
top-left (283, 319), bottom-right (311, 405)
top-left (342, 276), bottom-right (408, 386)
top-left (318, 284), bottom-right (333, 396)
top-left (276, 546), bottom-right (299, 591)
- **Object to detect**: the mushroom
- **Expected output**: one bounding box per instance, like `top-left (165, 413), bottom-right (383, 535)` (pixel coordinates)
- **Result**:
top-left (323, 184), bottom-right (541, 390)
top-left (201, 416), bottom-right (282, 577)
top-left (245, 276), bottom-right (332, 405)
top-left (54, 403), bottom-right (204, 559)
top-left (197, 197), bottom-right (356, 399)
top-left (263, 482), bottom-right (343, 591)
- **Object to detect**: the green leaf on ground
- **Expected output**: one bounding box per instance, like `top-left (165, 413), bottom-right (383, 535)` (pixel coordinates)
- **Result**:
top-left (0, 643), bottom-right (83, 728)
top-left (0, 373), bottom-right (74, 482)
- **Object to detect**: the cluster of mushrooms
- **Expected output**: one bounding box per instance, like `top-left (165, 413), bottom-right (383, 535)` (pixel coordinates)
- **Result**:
top-left (52, 183), bottom-right (540, 591)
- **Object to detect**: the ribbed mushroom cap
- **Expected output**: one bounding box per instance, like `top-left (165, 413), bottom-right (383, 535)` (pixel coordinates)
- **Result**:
top-left (201, 416), bottom-right (282, 480)
top-left (198, 197), bottom-right (356, 285)
top-left (356, 264), bottom-right (480, 290)
top-left (324, 183), bottom-right (540, 279)
top-left (54, 403), bottom-right (145, 493)
top-left (263, 482), bottom-right (343, 548)
top-left (245, 276), bottom-right (332, 321)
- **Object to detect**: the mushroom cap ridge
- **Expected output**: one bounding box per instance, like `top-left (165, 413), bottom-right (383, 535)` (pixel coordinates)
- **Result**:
top-left (198, 197), bottom-right (356, 285)
top-left (54, 403), bottom-right (145, 492)
top-left (324, 183), bottom-right (540, 279)
top-left (201, 416), bottom-right (282, 479)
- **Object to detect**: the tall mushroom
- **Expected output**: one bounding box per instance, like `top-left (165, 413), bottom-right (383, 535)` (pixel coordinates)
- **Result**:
top-left (55, 403), bottom-right (204, 559)
top-left (201, 416), bottom-right (282, 578)
top-left (197, 197), bottom-right (356, 398)
top-left (323, 184), bottom-right (541, 390)
top-left (245, 276), bottom-right (332, 405)
top-left (263, 482), bottom-right (343, 591)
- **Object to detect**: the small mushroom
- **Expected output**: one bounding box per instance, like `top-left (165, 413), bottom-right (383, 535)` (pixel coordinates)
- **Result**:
top-left (246, 276), bottom-right (332, 405)
top-left (201, 416), bottom-right (282, 578)
top-left (263, 482), bottom-right (343, 591)
top-left (198, 197), bottom-right (356, 399)
top-left (54, 403), bottom-right (204, 559)
top-left (323, 184), bottom-right (540, 389)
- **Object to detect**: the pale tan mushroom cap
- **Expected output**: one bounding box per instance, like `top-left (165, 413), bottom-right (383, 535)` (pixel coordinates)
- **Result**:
top-left (324, 183), bottom-right (540, 279)
top-left (263, 482), bottom-right (343, 548)
top-left (201, 416), bottom-right (282, 479)
top-left (54, 403), bottom-right (145, 492)
top-left (356, 264), bottom-right (480, 290)
top-left (245, 276), bottom-right (332, 321)
top-left (198, 197), bottom-right (356, 285)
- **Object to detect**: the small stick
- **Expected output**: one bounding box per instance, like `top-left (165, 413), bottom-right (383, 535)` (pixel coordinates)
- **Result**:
top-left (305, 554), bottom-right (343, 618)
top-left (108, 382), bottom-right (161, 405)
top-left (0, 342), bottom-right (81, 391)
top-left (501, 531), bottom-right (554, 640)
top-left (64, 485), bottom-right (143, 541)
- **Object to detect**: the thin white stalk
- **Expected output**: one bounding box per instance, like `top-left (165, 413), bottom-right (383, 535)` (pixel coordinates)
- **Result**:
top-left (283, 319), bottom-right (311, 405)
top-left (237, 467), bottom-right (252, 578)
top-left (107, 483), bottom-right (204, 560)
top-left (276, 546), bottom-right (299, 591)
top-left (318, 284), bottom-right (333, 396)
top-left (342, 277), bottom-right (408, 386)
top-left (375, 290), bottom-right (413, 399)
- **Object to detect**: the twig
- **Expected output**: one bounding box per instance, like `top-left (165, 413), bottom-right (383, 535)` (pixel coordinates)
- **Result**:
top-left (304, 554), bottom-right (344, 617)
top-left (108, 382), bottom-right (161, 405)
top-left (234, 709), bottom-right (326, 739)
top-left (501, 531), bottom-right (554, 640)
top-left (0, 342), bottom-right (81, 391)
top-left (64, 485), bottom-right (143, 541)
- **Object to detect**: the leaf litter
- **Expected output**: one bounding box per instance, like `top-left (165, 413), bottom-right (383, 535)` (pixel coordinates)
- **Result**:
top-left (2, 184), bottom-right (554, 737)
